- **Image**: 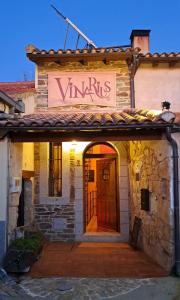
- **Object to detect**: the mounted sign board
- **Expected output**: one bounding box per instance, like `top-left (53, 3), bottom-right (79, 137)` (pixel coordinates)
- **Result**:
top-left (48, 72), bottom-right (116, 107)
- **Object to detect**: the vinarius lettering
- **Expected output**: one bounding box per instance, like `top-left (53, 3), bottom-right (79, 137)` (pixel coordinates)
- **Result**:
top-left (55, 77), bottom-right (111, 102)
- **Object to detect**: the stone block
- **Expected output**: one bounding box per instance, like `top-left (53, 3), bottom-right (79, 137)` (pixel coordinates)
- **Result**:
top-left (120, 166), bottom-right (128, 177)
top-left (120, 212), bottom-right (129, 224)
top-left (120, 200), bottom-right (129, 212)
top-left (52, 218), bottom-right (66, 231)
top-left (9, 193), bottom-right (20, 207)
top-left (120, 223), bottom-right (129, 235)
top-left (39, 222), bottom-right (51, 230)
top-left (74, 177), bottom-right (83, 189)
top-left (120, 188), bottom-right (128, 200)
top-left (75, 188), bottom-right (83, 199)
top-left (120, 176), bottom-right (129, 186)
top-left (75, 223), bottom-right (83, 235)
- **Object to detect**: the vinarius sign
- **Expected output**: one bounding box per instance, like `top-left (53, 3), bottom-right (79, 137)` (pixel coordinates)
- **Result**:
top-left (48, 72), bottom-right (116, 107)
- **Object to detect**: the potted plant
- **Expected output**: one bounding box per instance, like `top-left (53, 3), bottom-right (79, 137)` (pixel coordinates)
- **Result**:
top-left (4, 231), bottom-right (44, 273)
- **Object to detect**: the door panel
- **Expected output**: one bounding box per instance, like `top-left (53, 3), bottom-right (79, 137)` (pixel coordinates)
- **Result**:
top-left (96, 158), bottom-right (117, 231)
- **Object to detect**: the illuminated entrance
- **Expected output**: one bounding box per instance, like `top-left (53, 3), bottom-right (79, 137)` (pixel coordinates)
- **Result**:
top-left (84, 143), bottom-right (119, 233)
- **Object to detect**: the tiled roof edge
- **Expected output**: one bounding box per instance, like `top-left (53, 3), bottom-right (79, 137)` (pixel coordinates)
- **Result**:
top-left (26, 45), bottom-right (138, 56)
top-left (139, 52), bottom-right (180, 60)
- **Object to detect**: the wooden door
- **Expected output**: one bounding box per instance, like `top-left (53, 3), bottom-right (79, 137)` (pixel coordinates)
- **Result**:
top-left (96, 158), bottom-right (118, 231)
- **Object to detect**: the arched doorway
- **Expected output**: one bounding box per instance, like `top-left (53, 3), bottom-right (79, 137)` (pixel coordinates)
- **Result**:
top-left (83, 143), bottom-right (119, 233)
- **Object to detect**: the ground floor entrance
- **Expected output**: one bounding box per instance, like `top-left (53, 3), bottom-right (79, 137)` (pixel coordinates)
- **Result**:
top-left (6, 137), bottom-right (174, 272)
top-left (84, 143), bottom-right (119, 233)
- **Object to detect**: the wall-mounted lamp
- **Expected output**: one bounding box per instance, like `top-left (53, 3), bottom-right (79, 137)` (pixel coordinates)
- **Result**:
top-left (161, 101), bottom-right (171, 111)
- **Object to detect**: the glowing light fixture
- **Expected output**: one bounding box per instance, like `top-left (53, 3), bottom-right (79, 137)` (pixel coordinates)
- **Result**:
top-left (63, 141), bottom-right (89, 152)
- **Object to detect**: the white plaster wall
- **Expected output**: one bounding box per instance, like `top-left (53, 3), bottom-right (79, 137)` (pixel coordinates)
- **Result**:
top-left (0, 138), bottom-right (8, 221)
top-left (135, 64), bottom-right (180, 111)
top-left (14, 93), bottom-right (34, 115)
top-left (22, 93), bottom-right (35, 114)
top-left (11, 92), bottom-right (35, 115)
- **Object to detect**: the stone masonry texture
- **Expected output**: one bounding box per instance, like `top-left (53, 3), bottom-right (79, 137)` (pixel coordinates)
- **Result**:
top-left (34, 204), bottom-right (75, 241)
top-left (36, 61), bottom-right (130, 110)
top-left (129, 140), bottom-right (174, 271)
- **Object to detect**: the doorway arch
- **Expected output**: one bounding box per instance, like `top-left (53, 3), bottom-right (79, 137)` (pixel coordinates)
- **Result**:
top-left (83, 142), bottom-right (119, 233)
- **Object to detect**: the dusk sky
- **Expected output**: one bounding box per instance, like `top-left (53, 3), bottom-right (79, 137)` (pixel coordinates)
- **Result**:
top-left (0, 0), bottom-right (180, 82)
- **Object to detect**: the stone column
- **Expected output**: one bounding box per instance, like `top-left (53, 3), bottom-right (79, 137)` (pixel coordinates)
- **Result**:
top-left (24, 179), bottom-right (34, 225)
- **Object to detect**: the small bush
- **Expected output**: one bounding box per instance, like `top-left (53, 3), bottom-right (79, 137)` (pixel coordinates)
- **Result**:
top-left (10, 232), bottom-right (44, 252)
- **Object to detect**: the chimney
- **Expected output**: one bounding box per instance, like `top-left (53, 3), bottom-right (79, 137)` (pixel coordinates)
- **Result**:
top-left (130, 30), bottom-right (151, 54)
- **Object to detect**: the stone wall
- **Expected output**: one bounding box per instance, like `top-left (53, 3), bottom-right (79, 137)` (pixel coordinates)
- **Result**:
top-left (35, 61), bottom-right (130, 110)
top-left (34, 204), bottom-right (75, 241)
top-left (129, 140), bottom-right (174, 271)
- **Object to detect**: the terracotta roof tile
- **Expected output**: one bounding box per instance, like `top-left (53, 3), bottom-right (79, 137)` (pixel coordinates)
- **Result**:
top-left (0, 81), bottom-right (35, 96)
top-left (26, 45), bottom-right (131, 56)
top-left (26, 44), bottom-right (180, 63)
top-left (26, 45), bottom-right (137, 63)
top-left (140, 52), bottom-right (180, 61)
top-left (0, 109), bottom-right (177, 129)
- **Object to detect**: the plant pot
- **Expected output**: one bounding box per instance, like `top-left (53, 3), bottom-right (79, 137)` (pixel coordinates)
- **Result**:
top-left (3, 242), bottom-right (44, 273)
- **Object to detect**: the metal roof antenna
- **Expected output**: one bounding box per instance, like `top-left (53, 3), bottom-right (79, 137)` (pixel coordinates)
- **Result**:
top-left (51, 4), bottom-right (97, 49)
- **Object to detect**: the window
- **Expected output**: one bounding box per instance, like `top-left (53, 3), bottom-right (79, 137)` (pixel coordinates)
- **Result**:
top-left (49, 143), bottom-right (62, 196)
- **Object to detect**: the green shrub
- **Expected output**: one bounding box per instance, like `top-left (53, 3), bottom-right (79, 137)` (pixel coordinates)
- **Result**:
top-left (11, 232), bottom-right (44, 251)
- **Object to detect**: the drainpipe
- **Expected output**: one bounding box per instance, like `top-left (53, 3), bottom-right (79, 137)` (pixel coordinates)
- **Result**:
top-left (129, 53), bottom-right (139, 109)
top-left (130, 75), bottom-right (135, 108)
top-left (166, 127), bottom-right (180, 276)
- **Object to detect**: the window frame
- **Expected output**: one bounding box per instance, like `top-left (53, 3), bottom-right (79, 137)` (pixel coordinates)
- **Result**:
top-left (48, 142), bottom-right (62, 197)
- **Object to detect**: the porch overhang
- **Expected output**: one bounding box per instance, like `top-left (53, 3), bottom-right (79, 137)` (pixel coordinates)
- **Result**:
top-left (6, 127), bottom-right (170, 142)
top-left (0, 109), bottom-right (178, 142)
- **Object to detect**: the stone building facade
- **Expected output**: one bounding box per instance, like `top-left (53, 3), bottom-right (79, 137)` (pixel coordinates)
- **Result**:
top-left (35, 60), bottom-right (131, 110)
top-left (0, 30), bottom-right (180, 274)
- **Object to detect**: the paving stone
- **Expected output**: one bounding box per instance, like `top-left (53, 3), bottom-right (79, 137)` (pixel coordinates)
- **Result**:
top-left (57, 281), bottom-right (73, 291)
top-left (0, 276), bottom-right (179, 299)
